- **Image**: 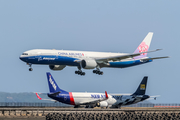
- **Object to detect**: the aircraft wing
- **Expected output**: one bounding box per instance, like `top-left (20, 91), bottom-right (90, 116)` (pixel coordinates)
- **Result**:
top-left (79, 99), bottom-right (104, 105)
top-left (79, 91), bottom-right (108, 105)
top-left (110, 93), bottom-right (131, 96)
top-left (95, 49), bottom-right (161, 62)
top-left (35, 93), bottom-right (57, 102)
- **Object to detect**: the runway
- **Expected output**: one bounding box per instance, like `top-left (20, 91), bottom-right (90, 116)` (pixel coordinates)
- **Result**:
top-left (0, 107), bottom-right (180, 120)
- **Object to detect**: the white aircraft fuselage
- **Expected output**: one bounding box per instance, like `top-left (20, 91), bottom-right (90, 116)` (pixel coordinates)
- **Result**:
top-left (20, 49), bottom-right (149, 67)
top-left (20, 32), bottom-right (168, 75)
top-left (36, 73), bottom-right (151, 108)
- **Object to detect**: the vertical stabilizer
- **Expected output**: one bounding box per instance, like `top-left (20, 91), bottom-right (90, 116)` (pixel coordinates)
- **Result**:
top-left (134, 32), bottom-right (153, 59)
top-left (46, 72), bottom-right (67, 93)
top-left (133, 76), bottom-right (148, 95)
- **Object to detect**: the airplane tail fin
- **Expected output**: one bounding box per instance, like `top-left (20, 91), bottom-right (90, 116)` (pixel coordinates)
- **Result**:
top-left (133, 32), bottom-right (153, 59)
top-left (133, 76), bottom-right (148, 95)
top-left (46, 72), bottom-right (67, 93)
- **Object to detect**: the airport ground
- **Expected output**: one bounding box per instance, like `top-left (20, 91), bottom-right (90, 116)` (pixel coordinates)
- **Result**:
top-left (0, 107), bottom-right (180, 120)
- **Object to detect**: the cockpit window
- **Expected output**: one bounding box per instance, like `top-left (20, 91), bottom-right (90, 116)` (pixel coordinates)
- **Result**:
top-left (22, 53), bottom-right (28, 55)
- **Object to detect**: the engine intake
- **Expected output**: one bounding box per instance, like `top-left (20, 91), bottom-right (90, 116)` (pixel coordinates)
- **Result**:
top-left (81, 59), bottom-right (97, 69)
top-left (49, 65), bottom-right (66, 70)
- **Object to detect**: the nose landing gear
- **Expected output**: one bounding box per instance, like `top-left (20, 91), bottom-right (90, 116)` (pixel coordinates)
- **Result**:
top-left (28, 63), bottom-right (33, 71)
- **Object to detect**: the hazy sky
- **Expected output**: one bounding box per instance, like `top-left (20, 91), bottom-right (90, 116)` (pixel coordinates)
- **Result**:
top-left (0, 1), bottom-right (179, 103)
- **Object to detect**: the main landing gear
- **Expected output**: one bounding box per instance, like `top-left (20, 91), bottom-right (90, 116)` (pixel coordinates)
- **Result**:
top-left (93, 70), bottom-right (103, 75)
top-left (28, 63), bottom-right (33, 71)
top-left (75, 66), bottom-right (85, 76)
top-left (74, 105), bottom-right (80, 108)
top-left (93, 66), bottom-right (103, 75)
top-left (75, 70), bottom-right (85, 76)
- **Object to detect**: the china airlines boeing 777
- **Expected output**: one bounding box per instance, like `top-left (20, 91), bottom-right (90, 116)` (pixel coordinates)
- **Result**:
top-left (36, 72), bottom-right (157, 108)
top-left (20, 32), bottom-right (168, 76)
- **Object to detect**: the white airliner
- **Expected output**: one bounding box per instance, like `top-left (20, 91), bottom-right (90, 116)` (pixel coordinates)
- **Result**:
top-left (36, 72), bottom-right (157, 108)
top-left (20, 32), bottom-right (168, 75)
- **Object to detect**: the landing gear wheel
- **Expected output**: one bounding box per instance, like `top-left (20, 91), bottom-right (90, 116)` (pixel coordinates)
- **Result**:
top-left (96, 71), bottom-right (99, 74)
top-left (100, 72), bottom-right (103, 75)
top-left (29, 68), bottom-right (33, 71)
top-left (93, 70), bottom-right (103, 75)
top-left (85, 105), bottom-right (89, 108)
top-left (80, 72), bottom-right (85, 76)
top-left (75, 70), bottom-right (85, 76)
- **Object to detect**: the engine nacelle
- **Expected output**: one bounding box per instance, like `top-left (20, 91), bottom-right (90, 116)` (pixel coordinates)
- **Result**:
top-left (49, 65), bottom-right (66, 71)
top-left (81, 59), bottom-right (97, 69)
top-left (97, 101), bottom-right (108, 107)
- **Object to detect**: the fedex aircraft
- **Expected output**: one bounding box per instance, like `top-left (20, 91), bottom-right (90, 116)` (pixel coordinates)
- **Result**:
top-left (20, 32), bottom-right (168, 76)
top-left (36, 72), bottom-right (157, 108)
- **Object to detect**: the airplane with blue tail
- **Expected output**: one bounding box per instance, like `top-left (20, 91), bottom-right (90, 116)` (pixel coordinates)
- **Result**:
top-left (36, 72), bottom-right (158, 108)
top-left (20, 32), bottom-right (169, 76)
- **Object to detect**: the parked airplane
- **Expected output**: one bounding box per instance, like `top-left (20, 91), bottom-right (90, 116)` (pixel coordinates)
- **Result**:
top-left (36, 72), bottom-right (157, 108)
top-left (20, 32), bottom-right (168, 76)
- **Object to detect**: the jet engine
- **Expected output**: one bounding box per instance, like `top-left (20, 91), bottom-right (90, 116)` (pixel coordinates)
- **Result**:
top-left (49, 65), bottom-right (66, 70)
top-left (97, 101), bottom-right (108, 107)
top-left (81, 59), bottom-right (97, 69)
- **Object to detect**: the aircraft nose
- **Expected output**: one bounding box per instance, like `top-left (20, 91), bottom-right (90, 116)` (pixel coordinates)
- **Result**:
top-left (19, 56), bottom-right (22, 60)
top-left (19, 56), bottom-right (26, 62)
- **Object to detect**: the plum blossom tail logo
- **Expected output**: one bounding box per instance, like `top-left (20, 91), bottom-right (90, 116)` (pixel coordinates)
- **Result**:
top-left (49, 75), bottom-right (57, 91)
top-left (138, 42), bottom-right (149, 55)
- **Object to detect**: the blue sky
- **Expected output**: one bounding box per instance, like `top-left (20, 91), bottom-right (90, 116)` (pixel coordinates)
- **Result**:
top-left (0, 0), bottom-right (179, 103)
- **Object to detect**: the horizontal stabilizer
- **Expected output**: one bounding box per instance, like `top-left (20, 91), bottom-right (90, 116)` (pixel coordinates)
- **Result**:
top-left (49, 91), bottom-right (61, 96)
top-left (141, 56), bottom-right (169, 61)
top-left (150, 95), bottom-right (160, 98)
top-left (147, 95), bottom-right (160, 100)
